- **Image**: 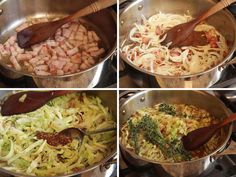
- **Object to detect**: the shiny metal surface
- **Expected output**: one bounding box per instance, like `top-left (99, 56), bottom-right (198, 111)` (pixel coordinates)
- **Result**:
top-left (0, 0), bottom-right (117, 88)
top-left (119, 90), bottom-right (233, 177)
top-left (0, 90), bottom-right (117, 177)
top-left (119, 0), bottom-right (236, 88)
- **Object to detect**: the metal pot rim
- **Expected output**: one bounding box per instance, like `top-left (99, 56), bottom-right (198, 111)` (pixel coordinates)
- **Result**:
top-left (0, 8), bottom-right (117, 79)
top-left (0, 91), bottom-right (117, 177)
top-left (119, 0), bottom-right (236, 79)
top-left (119, 90), bottom-right (233, 166)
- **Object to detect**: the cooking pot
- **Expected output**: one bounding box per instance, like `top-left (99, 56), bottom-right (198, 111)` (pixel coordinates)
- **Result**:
top-left (119, 0), bottom-right (236, 88)
top-left (119, 90), bottom-right (236, 177)
top-left (0, 90), bottom-right (117, 177)
top-left (0, 0), bottom-right (117, 88)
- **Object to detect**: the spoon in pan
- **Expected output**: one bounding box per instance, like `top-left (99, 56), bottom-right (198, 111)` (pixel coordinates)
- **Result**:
top-left (161, 0), bottom-right (236, 48)
top-left (17, 0), bottom-right (117, 48)
top-left (36, 127), bottom-right (116, 146)
top-left (1, 90), bottom-right (75, 116)
top-left (182, 113), bottom-right (236, 151)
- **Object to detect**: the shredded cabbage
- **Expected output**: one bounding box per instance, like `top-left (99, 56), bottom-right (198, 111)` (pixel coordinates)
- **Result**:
top-left (0, 92), bottom-right (116, 176)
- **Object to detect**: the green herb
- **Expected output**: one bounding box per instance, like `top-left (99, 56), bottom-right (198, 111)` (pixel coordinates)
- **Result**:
top-left (128, 115), bottom-right (191, 161)
top-left (159, 103), bottom-right (176, 116)
top-left (128, 120), bottom-right (139, 153)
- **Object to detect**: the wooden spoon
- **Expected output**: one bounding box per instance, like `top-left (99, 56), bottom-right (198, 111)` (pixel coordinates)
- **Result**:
top-left (182, 113), bottom-right (236, 151)
top-left (17, 0), bottom-right (117, 48)
top-left (1, 90), bottom-right (74, 116)
top-left (161, 0), bottom-right (236, 48)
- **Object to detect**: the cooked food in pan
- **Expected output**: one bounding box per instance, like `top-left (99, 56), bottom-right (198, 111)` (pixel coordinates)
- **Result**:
top-left (0, 18), bottom-right (105, 76)
top-left (121, 12), bottom-right (228, 76)
top-left (120, 103), bottom-right (221, 162)
top-left (0, 92), bottom-right (116, 176)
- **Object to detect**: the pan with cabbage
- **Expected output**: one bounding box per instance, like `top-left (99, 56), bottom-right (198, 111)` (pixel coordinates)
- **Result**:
top-left (0, 92), bottom-right (116, 176)
top-left (121, 12), bottom-right (228, 76)
top-left (120, 103), bottom-right (221, 162)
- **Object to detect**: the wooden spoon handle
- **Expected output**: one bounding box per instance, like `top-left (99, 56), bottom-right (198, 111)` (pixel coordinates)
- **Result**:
top-left (69, 0), bottom-right (117, 21)
top-left (217, 112), bottom-right (236, 128)
top-left (196, 0), bottom-right (236, 23)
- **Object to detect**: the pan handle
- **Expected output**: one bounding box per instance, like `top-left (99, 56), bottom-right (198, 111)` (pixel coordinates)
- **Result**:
top-left (100, 155), bottom-right (117, 172)
top-left (119, 91), bottom-right (138, 106)
top-left (213, 139), bottom-right (236, 158)
top-left (220, 56), bottom-right (236, 69)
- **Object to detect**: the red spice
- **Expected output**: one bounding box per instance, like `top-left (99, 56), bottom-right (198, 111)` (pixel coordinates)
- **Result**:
top-left (36, 131), bottom-right (72, 146)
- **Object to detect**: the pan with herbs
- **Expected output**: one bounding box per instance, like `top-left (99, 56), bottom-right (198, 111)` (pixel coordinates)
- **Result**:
top-left (119, 90), bottom-right (236, 177)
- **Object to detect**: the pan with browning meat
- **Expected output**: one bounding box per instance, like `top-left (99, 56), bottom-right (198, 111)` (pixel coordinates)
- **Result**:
top-left (0, 0), bottom-right (117, 88)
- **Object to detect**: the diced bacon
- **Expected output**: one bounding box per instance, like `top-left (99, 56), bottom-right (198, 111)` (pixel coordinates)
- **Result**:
top-left (88, 31), bottom-right (93, 43)
top-left (71, 54), bottom-right (82, 64)
top-left (92, 31), bottom-right (100, 41)
top-left (87, 47), bottom-right (99, 53)
top-left (17, 53), bottom-right (32, 61)
top-left (34, 65), bottom-right (48, 71)
top-left (52, 60), bottom-right (66, 70)
top-left (55, 47), bottom-right (66, 57)
top-left (83, 36), bottom-right (88, 45)
top-left (90, 48), bottom-right (105, 57)
top-left (55, 36), bottom-right (65, 42)
top-left (58, 57), bottom-right (70, 62)
top-left (55, 29), bottom-right (62, 36)
top-left (7, 36), bottom-right (16, 45)
top-left (133, 33), bottom-right (141, 38)
top-left (63, 62), bottom-right (74, 73)
top-left (63, 28), bottom-right (72, 38)
top-left (75, 32), bottom-right (84, 41)
top-left (35, 70), bottom-right (51, 76)
top-left (155, 26), bottom-right (163, 35)
top-left (69, 23), bottom-right (79, 32)
top-left (78, 25), bottom-right (87, 33)
top-left (142, 37), bottom-right (150, 44)
top-left (62, 23), bottom-right (70, 28)
top-left (9, 56), bottom-right (21, 71)
top-left (2, 18), bottom-right (103, 76)
top-left (47, 40), bottom-right (58, 47)
top-left (57, 70), bottom-right (64, 75)
top-left (80, 63), bottom-right (89, 70)
top-left (170, 49), bottom-right (181, 57)
top-left (29, 57), bottom-right (40, 64)
top-left (67, 47), bottom-right (78, 56)
top-left (71, 63), bottom-right (79, 73)
top-left (35, 60), bottom-right (45, 66)
top-left (87, 57), bottom-right (95, 65)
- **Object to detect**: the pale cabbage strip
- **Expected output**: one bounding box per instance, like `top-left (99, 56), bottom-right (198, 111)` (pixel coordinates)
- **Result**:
top-left (121, 103), bottom-right (221, 163)
top-left (0, 93), bottom-right (116, 176)
top-left (121, 12), bottom-right (228, 76)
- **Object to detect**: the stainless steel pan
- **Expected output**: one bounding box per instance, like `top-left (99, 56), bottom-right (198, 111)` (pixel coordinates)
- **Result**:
top-left (0, 90), bottom-right (117, 177)
top-left (119, 0), bottom-right (236, 88)
top-left (119, 90), bottom-right (236, 177)
top-left (0, 0), bottom-right (117, 88)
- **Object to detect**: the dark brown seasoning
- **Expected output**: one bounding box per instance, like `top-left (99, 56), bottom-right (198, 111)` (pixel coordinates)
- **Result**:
top-left (36, 131), bottom-right (72, 146)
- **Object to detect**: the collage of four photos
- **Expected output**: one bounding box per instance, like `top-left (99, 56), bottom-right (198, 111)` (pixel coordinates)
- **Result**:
top-left (0, 0), bottom-right (236, 177)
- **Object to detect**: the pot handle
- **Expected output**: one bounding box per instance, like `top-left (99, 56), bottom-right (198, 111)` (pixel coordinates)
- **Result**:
top-left (220, 56), bottom-right (236, 68)
top-left (100, 155), bottom-right (117, 172)
top-left (214, 139), bottom-right (236, 156)
top-left (119, 91), bottom-right (138, 106)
